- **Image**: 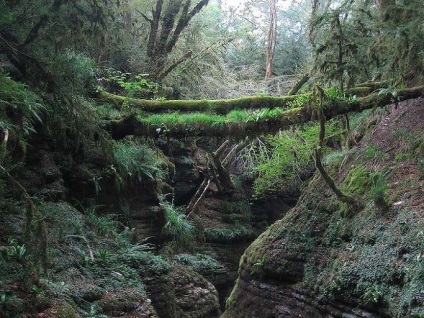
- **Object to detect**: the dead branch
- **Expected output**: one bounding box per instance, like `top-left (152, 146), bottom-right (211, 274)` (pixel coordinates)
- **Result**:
top-left (186, 178), bottom-right (211, 217)
top-left (287, 74), bottom-right (310, 95)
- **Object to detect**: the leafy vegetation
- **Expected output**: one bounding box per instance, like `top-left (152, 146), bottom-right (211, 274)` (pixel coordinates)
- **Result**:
top-left (174, 253), bottom-right (221, 273)
top-left (113, 141), bottom-right (169, 185)
top-left (245, 122), bottom-right (337, 196)
top-left (160, 196), bottom-right (195, 248)
top-left (0, 72), bottom-right (44, 138)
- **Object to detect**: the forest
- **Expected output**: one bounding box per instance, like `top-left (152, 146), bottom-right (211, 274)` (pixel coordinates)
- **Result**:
top-left (0, 0), bottom-right (423, 317)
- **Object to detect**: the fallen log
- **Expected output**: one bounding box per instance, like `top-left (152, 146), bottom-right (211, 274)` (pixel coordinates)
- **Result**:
top-left (97, 82), bottom-right (391, 114)
top-left (97, 90), bottom-right (308, 114)
top-left (104, 85), bottom-right (424, 139)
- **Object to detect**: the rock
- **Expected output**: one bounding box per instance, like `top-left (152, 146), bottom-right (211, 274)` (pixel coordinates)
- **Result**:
top-left (172, 265), bottom-right (220, 318)
top-left (18, 150), bottom-right (67, 200)
top-left (172, 155), bottom-right (201, 205)
top-left (140, 263), bottom-right (220, 318)
top-left (98, 290), bottom-right (159, 317)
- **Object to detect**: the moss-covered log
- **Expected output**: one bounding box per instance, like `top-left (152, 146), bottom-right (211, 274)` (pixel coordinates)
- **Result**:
top-left (97, 90), bottom-right (309, 114)
top-left (105, 85), bottom-right (424, 139)
top-left (97, 81), bottom-right (392, 114)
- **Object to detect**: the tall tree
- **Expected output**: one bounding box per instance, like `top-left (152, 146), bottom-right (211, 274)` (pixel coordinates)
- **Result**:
top-left (265, 0), bottom-right (277, 79)
top-left (140, 0), bottom-right (210, 82)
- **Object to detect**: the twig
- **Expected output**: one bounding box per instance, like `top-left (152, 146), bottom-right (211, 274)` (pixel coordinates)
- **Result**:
top-left (187, 178), bottom-right (211, 218)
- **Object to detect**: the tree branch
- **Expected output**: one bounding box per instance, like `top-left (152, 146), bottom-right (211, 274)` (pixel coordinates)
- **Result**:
top-left (137, 10), bottom-right (153, 23)
top-left (288, 74), bottom-right (310, 95)
top-left (157, 50), bottom-right (192, 81)
top-left (186, 178), bottom-right (211, 216)
top-left (165, 0), bottom-right (209, 53)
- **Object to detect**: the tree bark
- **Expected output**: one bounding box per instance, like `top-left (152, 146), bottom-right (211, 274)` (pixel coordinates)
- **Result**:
top-left (265, 0), bottom-right (277, 79)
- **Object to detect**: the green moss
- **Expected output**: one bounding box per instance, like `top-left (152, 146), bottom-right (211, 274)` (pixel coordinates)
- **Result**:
top-left (173, 254), bottom-right (220, 273)
top-left (204, 226), bottom-right (255, 243)
top-left (55, 302), bottom-right (79, 318)
top-left (98, 90), bottom-right (310, 114)
top-left (307, 208), bottom-right (424, 316)
top-left (323, 213), bottom-right (351, 247)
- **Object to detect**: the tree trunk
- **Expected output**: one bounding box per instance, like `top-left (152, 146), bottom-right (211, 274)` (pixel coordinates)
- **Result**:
top-left (142, 0), bottom-right (209, 81)
top-left (98, 81), bottom-right (412, 114)
top-left (265, 0), bottom-right (277, 79)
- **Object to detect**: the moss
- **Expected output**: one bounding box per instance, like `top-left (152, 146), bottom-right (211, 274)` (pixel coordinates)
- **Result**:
top-left (204, 226), bottom-right (255, 243)
top-left (107, 85), bottom-right (424, 139)
top-left (226, 129), bottom-right (423, 315)
top-left (346, 86), bottom-right (373, 96)
top-left (305, 207), bottom-right (424, 316)
top-left (55, 302), bottom-right (79, 318)
top-left (98, 90), bottom-right (310, 114)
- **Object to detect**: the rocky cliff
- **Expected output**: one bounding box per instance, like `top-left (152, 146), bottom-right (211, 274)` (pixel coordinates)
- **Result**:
top-left (222, 99), bottom-right (424, 318)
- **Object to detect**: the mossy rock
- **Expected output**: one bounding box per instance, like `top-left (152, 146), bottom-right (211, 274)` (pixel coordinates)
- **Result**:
top-left (49, 301), bottom-right (79, 318)
top-left (0, 295), bottom-right (25, 318)
top-left (98, 289), bottom-right (144, 314)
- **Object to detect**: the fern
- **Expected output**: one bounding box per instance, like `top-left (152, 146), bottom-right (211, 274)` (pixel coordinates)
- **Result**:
top-left (160, 196), bottom-right (195, 248)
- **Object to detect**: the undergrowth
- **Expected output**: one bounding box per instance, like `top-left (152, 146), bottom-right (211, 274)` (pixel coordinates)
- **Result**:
top-left (160, 196), bottom-right (195, 248)
top-left (0, 201), bottom-right (169, 317)
top-left (240, 121), bottom-right (338, 197)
